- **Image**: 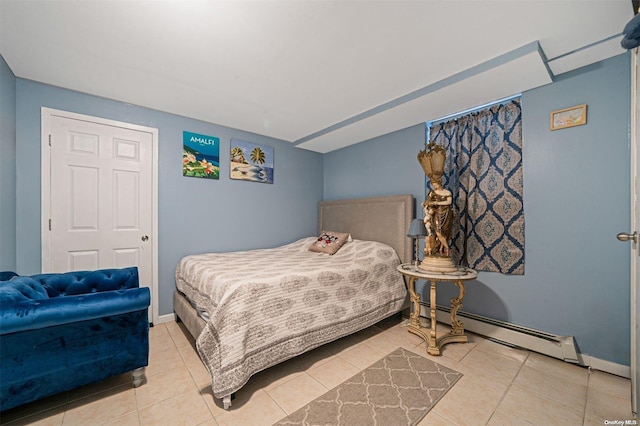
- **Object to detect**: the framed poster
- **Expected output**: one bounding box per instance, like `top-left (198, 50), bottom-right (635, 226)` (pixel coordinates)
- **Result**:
top-left (550, 104), bottom-right (587, 130)
top-left (183, 131), bottom-right (220, 179)
top-left (230, 139), bottom-right (274, 184)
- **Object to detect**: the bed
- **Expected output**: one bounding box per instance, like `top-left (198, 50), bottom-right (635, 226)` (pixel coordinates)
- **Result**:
top-left (173, 194), bottom-right (414, 409)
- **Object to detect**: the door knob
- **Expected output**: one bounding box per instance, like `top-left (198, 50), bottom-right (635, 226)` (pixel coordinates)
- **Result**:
top-left (141, 235), bottom-right (149, 242)
top-left (616, 232), bottom-right (637, 243)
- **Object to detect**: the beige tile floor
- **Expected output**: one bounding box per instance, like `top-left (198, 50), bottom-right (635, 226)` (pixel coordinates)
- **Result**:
top-left (1, 316), bottom-right (636, 426)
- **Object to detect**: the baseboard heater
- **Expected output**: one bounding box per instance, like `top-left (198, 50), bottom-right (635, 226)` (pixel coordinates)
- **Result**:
top-left (419, 303), bottom-right (581, 364)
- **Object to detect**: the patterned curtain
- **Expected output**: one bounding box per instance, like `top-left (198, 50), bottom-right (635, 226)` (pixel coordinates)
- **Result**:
top-left (428, 98), bottom-right (524, 274)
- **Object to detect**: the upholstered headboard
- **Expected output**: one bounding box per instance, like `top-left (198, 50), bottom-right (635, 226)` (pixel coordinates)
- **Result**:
top-left (318, 194), bottom-right (415, 264)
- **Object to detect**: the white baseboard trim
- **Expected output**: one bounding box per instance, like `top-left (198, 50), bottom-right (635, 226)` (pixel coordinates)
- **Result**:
top-left (157, 313), bottom-right (176, 324)
top-left (581, 354), bottom-right (631, 379)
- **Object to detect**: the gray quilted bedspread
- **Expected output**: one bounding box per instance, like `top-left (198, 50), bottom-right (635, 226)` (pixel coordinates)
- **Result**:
top-left (175, 237), bottom-right (407, 399)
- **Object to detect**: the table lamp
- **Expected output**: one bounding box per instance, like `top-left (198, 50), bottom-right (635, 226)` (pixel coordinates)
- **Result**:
top-left (407, 218), bottom-right (427, 267)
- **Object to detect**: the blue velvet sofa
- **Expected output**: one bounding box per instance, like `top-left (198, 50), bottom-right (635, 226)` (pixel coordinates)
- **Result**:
top-left (0, 267), bottom-right (150, 411)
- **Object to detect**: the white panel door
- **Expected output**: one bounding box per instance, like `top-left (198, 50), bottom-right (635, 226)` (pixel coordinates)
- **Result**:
top-left (46, 114), bottom-right (154, 319)
top-left (630, 99), bottom-right (639, 415)
top-left (629, 50), bottom-right (639, 416)
top-left (630, 49), bottom-right (640, 415)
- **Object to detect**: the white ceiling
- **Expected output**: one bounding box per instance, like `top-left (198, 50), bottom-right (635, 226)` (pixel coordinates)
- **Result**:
top-left (0, 0), bottom-right (633, 153)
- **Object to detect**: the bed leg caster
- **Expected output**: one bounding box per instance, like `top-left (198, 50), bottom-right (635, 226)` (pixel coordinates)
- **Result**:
top-left (223, 395), bottom-right (232, 410)
top-left (132, 367), bottom-right (146, 387)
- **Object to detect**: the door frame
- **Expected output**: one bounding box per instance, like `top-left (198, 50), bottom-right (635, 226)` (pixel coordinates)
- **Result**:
top-left (631, 50), bottom-right (638, 416)
top-left (41, 107), bottom-right (159, 325)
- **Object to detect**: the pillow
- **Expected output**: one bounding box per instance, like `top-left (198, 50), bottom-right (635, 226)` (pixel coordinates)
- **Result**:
top-left (309, 231), bottom-right (351, 255)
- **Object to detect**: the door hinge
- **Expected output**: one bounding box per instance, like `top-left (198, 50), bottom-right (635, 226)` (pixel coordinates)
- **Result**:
top-left (48, 134), bottom-right (51, 147)
top-left (49, 219), bottom-right (51, 231)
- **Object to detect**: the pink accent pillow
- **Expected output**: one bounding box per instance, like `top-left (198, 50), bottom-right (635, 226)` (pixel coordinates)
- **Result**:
top-left (309, 231), bottom-right (350, 255)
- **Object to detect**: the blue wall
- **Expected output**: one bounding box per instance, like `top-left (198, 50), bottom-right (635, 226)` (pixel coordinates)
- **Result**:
top-left (2, 52), bottom-right (632, 365)
top-left (324, 52), bottom-right (632, 366)
top-left (0, 55), bottom-right (16, 272)
top-left (12, 79), bottom-right (324, 316)
top-left (323, 124), bottom-right (426, 217)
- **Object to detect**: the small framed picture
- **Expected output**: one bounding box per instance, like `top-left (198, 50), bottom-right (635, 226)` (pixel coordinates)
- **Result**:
top-left (230, 139), bottom-right (274, 184)
top-left (550, 104), bottom-right (587, 131)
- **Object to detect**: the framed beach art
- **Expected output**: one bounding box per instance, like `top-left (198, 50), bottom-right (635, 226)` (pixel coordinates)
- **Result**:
top-left (550, 104), bottom-right (587, 130)
top-left (230, 139), bottom-right (274, 184)
top-left (183, 131), bottom-right (220, 179)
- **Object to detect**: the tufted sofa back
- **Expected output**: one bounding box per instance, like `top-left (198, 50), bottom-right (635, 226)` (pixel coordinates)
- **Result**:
top-left (0, 277), bottom-right (49, 302)
top-left (30, 267), bottom-right (139, 297)
top-left (0, 271), bottom-right (18, 281)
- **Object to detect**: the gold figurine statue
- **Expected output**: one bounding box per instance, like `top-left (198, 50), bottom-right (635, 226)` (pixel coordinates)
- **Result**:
top-left (417, 143), bottom-right (458, 273)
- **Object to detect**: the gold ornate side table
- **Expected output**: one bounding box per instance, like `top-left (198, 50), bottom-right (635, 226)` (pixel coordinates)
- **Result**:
top-left (397, 263), bottom-right (477, 356)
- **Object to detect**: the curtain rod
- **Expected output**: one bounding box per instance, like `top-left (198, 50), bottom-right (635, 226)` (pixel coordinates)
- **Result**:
top-left (426, 94), bottom-right (521, 127)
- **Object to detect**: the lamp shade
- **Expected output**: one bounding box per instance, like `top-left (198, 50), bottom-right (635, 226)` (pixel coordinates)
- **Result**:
top-left (417, 143), bottom-right (446, 181)
top-left (407, 218), bottom-right (427, 237)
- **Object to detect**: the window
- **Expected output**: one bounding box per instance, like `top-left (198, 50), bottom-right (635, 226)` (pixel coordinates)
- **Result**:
top-left (426, 97), bottom-right (524, 274)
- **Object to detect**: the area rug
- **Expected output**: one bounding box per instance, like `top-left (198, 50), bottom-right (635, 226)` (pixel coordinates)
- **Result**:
top-left (273, 347), bottom-right (462, 426)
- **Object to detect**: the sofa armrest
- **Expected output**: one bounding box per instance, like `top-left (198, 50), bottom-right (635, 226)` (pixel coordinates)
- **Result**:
top-left (0, 271), bottom-right (18, 281)
top-left (0, 287), bottom-right (150, 335)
